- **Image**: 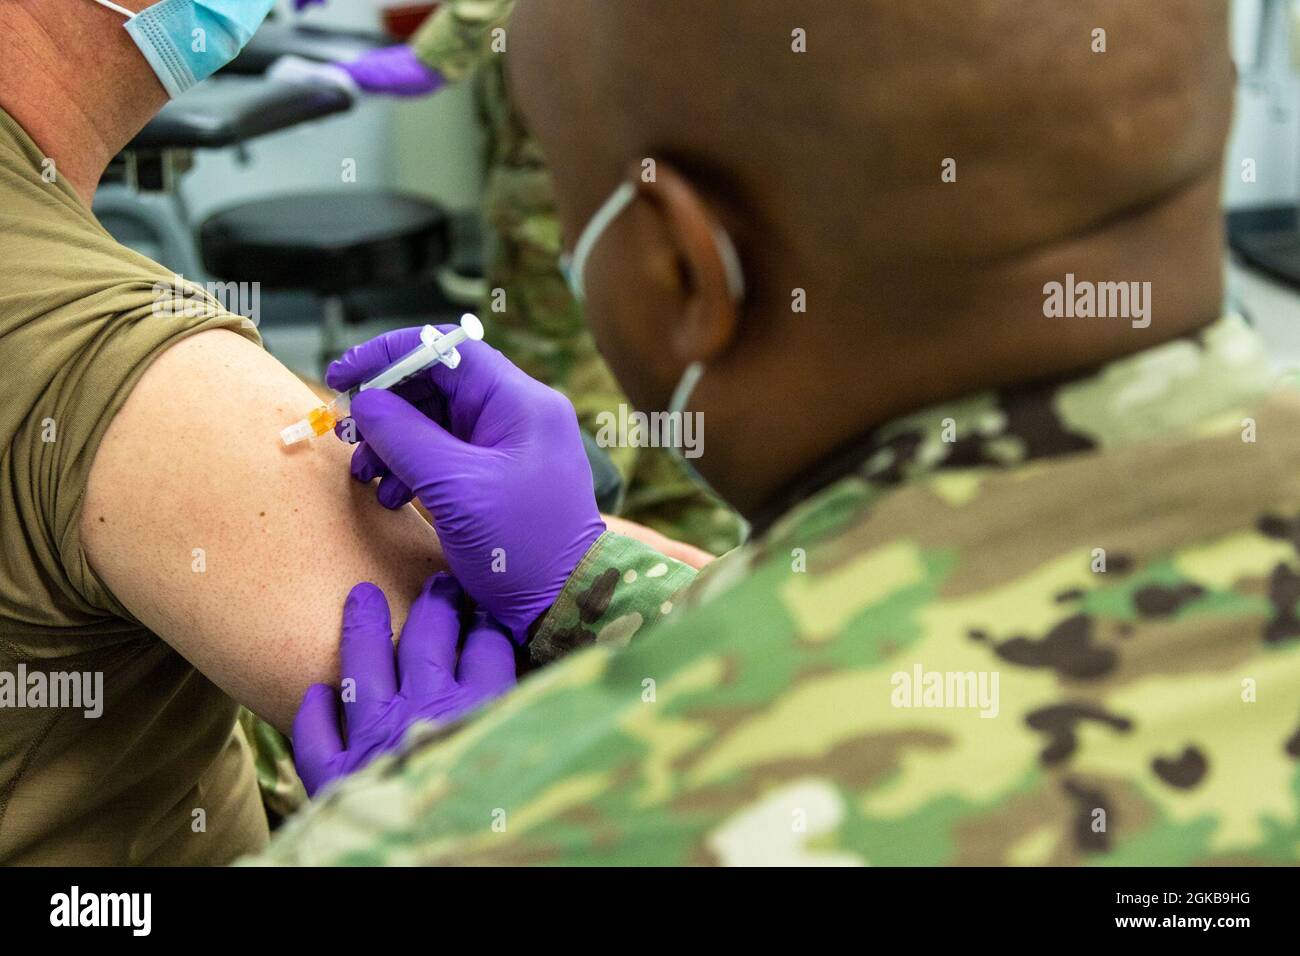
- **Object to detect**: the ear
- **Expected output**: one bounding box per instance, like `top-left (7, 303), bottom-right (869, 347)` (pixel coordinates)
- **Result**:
top-left (633, 161), bottom-right (742, 366)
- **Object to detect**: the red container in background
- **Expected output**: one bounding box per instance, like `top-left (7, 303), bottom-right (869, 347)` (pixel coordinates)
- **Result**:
top-left (381, 3), bottom-right (440, 40)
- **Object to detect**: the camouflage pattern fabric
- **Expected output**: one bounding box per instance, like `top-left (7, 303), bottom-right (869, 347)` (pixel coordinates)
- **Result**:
top-left (238, 708), bottom-right (307, 823)
top-left (410, 0), bottom-right (744, 557)
top-left (251, 314), bottom-right (1300, 865)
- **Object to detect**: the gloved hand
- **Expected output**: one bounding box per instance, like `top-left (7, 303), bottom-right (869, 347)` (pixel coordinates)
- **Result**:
top-left (292, 575), bottom-right (516, 797)
top-left (339, 45), bottom-right (445, 97)
top-left (293, 0), bottom-right (325, 9)
top-left (326, 329), bottom-right (607, 644)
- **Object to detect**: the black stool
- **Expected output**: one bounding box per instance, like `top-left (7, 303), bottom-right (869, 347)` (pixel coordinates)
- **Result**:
top-left (1228, 206), bottom-right (1300, 293)
top-left (200, 191), bottom-right (451, 366)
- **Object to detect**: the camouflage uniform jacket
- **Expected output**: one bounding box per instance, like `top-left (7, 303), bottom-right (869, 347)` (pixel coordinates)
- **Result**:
top-left (251, 314), bottom-right (1300, 864)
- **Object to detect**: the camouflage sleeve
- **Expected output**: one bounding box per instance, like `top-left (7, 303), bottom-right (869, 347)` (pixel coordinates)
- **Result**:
top-left (237, 708), bottom-right (307, 821)
top-left (242, 553), bottom-right (722, 867)
top-left (528, 531), bottom-right (698, 666)
top-left (410, 0), bottom-right (515, 83)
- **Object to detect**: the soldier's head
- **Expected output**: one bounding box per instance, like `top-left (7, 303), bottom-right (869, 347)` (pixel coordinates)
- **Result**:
top-left (509, 0), bottom-right (1234, 515)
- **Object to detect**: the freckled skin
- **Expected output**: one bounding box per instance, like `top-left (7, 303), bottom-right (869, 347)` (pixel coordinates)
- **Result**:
top-left (82, 330), bottom-right (447, 732)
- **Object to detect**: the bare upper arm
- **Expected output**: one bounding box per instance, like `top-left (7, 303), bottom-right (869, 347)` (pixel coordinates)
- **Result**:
top-left (81, 329), bottom-right (445, 731)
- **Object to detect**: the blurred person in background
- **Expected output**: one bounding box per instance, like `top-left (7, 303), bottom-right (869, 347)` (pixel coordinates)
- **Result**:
top-left (304, 0), bottom-right (748, 558)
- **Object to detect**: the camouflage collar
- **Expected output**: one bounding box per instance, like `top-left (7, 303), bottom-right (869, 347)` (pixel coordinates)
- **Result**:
top-left (758, 314), bottom-right (1275, 538)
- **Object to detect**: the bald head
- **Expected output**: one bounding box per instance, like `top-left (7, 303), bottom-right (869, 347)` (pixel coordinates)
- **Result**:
top-left (517, 0), bottom-right (1230, 285)
top-left (518, 0), bottom-right (1235, 514)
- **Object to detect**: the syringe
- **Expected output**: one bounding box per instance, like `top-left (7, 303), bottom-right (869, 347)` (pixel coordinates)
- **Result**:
top-left (281, 314), bottom-right (485, 447)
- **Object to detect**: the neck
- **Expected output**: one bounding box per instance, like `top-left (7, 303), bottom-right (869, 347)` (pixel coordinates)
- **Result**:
top-left (703, 169), bottom-right (1227, 521)
top-left (0, 1), bottom-right (166, 205)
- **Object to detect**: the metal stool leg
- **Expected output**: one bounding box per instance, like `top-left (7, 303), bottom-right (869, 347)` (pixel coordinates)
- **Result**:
top-left (320, 295), bottom-right (348, 372)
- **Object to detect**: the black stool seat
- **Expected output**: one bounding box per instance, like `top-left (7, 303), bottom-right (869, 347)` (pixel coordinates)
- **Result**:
top-left (1228, 205), bottom-right (1300, 292)
top-left (200, 191), bottom-right (451, 294)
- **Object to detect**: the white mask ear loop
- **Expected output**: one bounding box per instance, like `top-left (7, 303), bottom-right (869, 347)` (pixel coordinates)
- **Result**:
top-left (90, 0), bottom-right (135, 18)
top-left (565, 177), bottom-right (746, 306)
top-left (669, 222), bottom-right (744, 417)
top-left (565, 181), bottom-right (637, 301)
top-left (712, 226), bottom-right (746, 302)
top-left (667, 360), bottom-right (705, 418)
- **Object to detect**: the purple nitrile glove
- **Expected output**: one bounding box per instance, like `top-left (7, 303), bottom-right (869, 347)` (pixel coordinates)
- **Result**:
top-left (293, 0), bottom-right (325, 9)
top-left (326, 328), bottom-right (607, 644)
top-left (339, 45), bottom-right (445, 97)
top-left (292, 575), bottom-right (516, 797)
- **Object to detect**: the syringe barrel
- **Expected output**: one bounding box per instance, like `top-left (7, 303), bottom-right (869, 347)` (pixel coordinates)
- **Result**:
top-left (357, 316), bottom-right (483, 392)
top-left (280, 316), bottom-right (482, 446)
top-left (359, 338), bottom-right (435, 392)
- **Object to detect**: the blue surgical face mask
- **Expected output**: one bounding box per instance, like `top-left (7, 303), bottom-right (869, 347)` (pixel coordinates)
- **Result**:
top-left (561, 178), bottom-right (747, 531)
top-left (91, 0), bottom-right (274, 99)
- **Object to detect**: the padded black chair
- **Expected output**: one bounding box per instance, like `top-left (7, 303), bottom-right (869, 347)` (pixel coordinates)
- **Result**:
top-left (100, 23), bottom-right (388, 287)
top-left (200, 191), bottom-right (452, 365)
top-left (226, 23), bottom-right (390, 76)
top-left (97, 76), bottom-right (357, 277)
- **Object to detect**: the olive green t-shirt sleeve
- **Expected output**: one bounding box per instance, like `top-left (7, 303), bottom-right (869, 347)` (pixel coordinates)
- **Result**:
top-left (0, 107), bottom-right (262, 635)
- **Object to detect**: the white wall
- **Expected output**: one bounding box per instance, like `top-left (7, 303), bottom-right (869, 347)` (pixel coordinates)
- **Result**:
top-left (1225, 0), bottom-right (1300, 208)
